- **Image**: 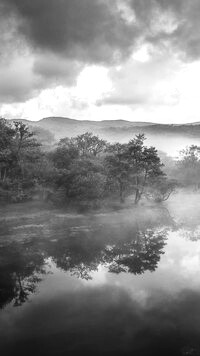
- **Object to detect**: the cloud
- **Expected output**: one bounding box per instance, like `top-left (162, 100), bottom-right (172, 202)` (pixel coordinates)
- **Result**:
top-left (98, 53), bottom-right (181, 107)
top-left (0, 55), bottom-right (38, 103)
top-left (1, 282), bottom-right (200, 355)
top-left (129, 0), bottom-right (200, 61)
top-left (0, 0), bottom-right (139, 104)
top-left (0, 53), bottom-right (83, 103)
top-left (4, 0), bottom-right (198, 65)
top-left (0, 0), bottom-right (138, 64)
top-left (33, 54), bottom-right (83, 85)
top-left (1, 0), bottom-right (200, 115)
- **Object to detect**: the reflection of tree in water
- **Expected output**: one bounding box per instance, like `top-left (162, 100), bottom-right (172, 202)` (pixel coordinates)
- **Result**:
top-left (104, 229), bottom-right (167, 274)
top-left (48, 231), bottom-right (103, 280)
top-left (49, 227), bottom-right (167, 279)
top-left (178, 226), bottom-right (200, 242)
top-left (0, 220), bottom-right (169, 308)
top-left (0, 239), bottom-right (46, 308)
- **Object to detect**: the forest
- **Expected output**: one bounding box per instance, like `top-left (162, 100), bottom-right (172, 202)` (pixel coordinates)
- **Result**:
top-left (0, 118), bottom-right (199, 210)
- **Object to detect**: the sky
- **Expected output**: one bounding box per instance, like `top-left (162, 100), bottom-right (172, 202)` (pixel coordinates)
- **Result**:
top-left (1, 0), bottom-right (200, 123)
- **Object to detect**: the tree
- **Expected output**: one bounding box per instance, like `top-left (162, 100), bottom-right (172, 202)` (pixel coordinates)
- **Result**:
top-left (0, 118), bottom-right (15, 182)
top-left (51, 133), bottom-right (108, 207)
top-left (104, 143), bottom-right (130, 203)
top-left (176, 145), bottom-right (200, 189)
top-left (0, 123), bottom-right (172, 208)
top-left (57, 132), bottom-right (107, 158)
top-left (74, 132), bottom-right (107, 157)
top-left (0, 119), bottom-right (44, 201)
top-left (55, 157), bottom-right (106, 208)
top-left (126, 134), bottom-right (165, 204)
top-left (12, 121), bottom-right (41, 177)
top-left (52, 138), bottom-right (79, 170)
top-left (147, 177), bottom-right (177, 202)
top-left (105, 134), bottom-right (165, 204)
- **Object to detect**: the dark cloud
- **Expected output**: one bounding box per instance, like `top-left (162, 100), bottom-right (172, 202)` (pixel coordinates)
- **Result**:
top-left (2, 0), bottom-right (200, 64)
top-left (0, 0), bottom-right (139, 103)
top-left (1, 0), bottom-right (138, 64)
top-left (130, 0), bottom-right (200, 61)
top-left (33, 54), bottom-right (83, 85)
top-left (1, 0), bottom-right (200, 104)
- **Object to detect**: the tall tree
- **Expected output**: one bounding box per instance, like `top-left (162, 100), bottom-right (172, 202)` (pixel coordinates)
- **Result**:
top-left (0, 119), bottom-right (15, 182)
top-left (105, 134), bottom-right (165, 204)
top-left (0, 119), bottom-right (43, 201)
top-left (126, 135), bottom-right (164, 204)
top-left (104, 143), bottom-right (130, 203)
top-left (176, 145), bottom-right (200, 189)
top-left (12, 121), bottom-right (41, 178)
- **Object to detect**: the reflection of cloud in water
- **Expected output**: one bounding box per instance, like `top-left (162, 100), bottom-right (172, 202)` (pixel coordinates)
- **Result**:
top-left (1, 204), bottom-right (200, 355)
top-left (149, 231), bottom-right (200, 291)
top-left (98, 230), bottom-right (200, 306)
top-left (0, 215), bottom-right (169, 309)
top-left (81, 265), bottom-right (107, 286)
top-left (1, 284), bottom-right (200, 356)
top-left (2, 202), bottom-right (200, 310)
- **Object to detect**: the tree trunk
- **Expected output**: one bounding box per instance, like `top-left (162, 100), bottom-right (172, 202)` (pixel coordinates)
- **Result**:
top-left (120, 189), bottom-right (124, 203)
top-left (2, 167), bottom-right (7, 182)
top-left (134, 188), bottom-right (140, 204)
top-left (134, 175), bottom-right (140, 204)
top-left (119, 180), bottom-right (124, 203)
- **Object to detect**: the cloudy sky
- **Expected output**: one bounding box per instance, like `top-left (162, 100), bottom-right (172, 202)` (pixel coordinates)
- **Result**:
top-left (1, 0), bottom-right (200, 123)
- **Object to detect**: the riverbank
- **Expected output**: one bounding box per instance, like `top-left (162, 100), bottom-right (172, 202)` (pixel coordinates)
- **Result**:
top-left (0, 198), bottom-right (174, 244)
top-left (1, 188), bottom-right (200, 244)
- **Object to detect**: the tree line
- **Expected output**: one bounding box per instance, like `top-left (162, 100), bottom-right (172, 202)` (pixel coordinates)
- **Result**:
top-left (1, 118), bottom-right (196, 209)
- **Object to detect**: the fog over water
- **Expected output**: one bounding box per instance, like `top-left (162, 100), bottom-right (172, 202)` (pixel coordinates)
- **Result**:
top-left (0, 191), bottom-right (200, 356)
top-left (2, 0), bottom-right (200, 353)
top-left (145, 136), bottom-right (200, 158)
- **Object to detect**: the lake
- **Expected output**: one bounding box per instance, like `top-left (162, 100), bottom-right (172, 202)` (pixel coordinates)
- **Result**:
top-left (0, 192), bottom-right (200, 356)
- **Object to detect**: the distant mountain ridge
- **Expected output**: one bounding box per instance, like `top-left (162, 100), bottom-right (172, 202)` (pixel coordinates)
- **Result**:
top-left (18, 116), bottom-right (156, 129)
top-left (10, 116), bottom-right (158, 141)
top-left (12, 116), bottom-right (200, 129)
top-left (8, 116), bottom-right (200, 156)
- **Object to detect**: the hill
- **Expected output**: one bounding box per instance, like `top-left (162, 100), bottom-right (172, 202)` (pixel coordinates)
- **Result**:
top-left (8, 117), bottom-right (200, 156)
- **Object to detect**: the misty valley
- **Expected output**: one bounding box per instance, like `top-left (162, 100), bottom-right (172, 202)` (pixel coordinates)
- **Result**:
top-left (1, 118), bottom-right (200, 355)
top-left (2, 0), bottom-right (200, 354)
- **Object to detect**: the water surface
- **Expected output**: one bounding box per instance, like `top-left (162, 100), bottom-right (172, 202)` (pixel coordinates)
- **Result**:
top-left (0, 197), bottom-right (200, 356)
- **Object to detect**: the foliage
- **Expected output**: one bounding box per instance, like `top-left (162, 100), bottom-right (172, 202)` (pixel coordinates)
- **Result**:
top-left (147, 177), bottom-right (178, 202)
top-left (105, 134), bottom-right (165, 204)
top-left (105, 143), bottom-right (130, 202)
top-left (0, 119), bottom-right (43, 201)
top-left (72, 132), bottom-right (107, 157)
top-left (176, 145), bottom-right (200, 188)
top-left (0, 120), bottom-right (178, 207)
top-left (57, 132), bottom-right (107, 158)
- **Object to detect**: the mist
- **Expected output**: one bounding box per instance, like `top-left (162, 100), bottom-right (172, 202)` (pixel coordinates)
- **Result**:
top-left (2, 0), bottom-right (200, 352)
top-left (2, 115), bottom-right (200, 356)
